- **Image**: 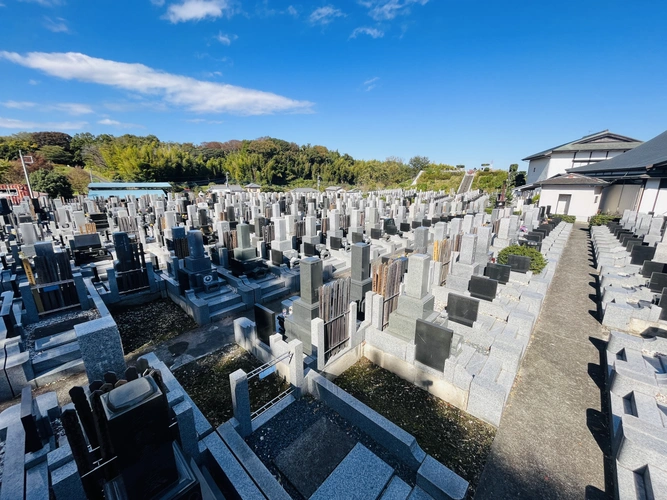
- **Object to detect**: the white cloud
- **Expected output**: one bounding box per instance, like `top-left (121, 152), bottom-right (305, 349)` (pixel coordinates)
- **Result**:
top-left (215, 32), bottom-right (237, 45)
top-left (363, 76), bottom-right (379, 91)
top-left (286, 5), bottom-right (298, 17)
top-left (165, 0), bottom-right (228, 23)
top-left (43, 16), bottom-right (69, 33)
top-left (28, 79), bottom-right (39, 85)
top-left (186, 118), bottom-right (223, 124)
top-left (150, 0), bottom-right (165, 5)
top-left (1, 101), bottom-right (36, 109)
top-left (350, 27), bottom-right (384, 39)
top-left (0, 117), bottom-right (86, 130)
top-left (1, 100), bottom-right (92, 115)
top-left (0, 51), bottom-right (314, 115)
top-left (51, 103), bottom-right (93, 115)
top-left (360, 0), bottom-right (428, 21)
top-left (309, 6), bottom-right (344, 25)
top-left (98, 118), bottom-right (143, 128)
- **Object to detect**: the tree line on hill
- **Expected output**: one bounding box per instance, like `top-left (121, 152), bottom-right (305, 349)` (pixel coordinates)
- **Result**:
top-left (0, 131), bottom-right (517, 196)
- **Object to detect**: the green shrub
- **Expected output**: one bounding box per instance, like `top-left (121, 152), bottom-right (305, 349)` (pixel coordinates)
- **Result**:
top-left (553, 214), bottom-right (576, 223)
top-left (484, 206), bottom-right (493, 214)
top-left (589, 214), bottom-right (618, 227)
top-left (513, 211), bottom-right (522, 216)
top-left (497, 245), bottom-right (547, 274)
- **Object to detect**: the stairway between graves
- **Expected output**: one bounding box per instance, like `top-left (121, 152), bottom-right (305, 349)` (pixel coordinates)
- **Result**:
top-left (255, 274), bottom-right (291, 302)
top-left (31, 328), bottom-right (84, 384)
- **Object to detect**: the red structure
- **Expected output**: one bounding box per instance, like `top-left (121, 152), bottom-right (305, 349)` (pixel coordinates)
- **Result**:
top-left (0, 184), bottom-right (30, 205)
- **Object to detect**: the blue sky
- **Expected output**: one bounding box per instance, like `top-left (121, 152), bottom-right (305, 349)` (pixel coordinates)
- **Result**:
top-left (0, 0), bottom-right (666, 171)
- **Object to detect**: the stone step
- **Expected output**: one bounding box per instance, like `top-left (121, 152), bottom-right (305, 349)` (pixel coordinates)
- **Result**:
top-left (210, 302), bottom-right (247, 321)
top-left (34, 329), bottom-right (77, 352)
top-left (34, 358), bottom-right (84, 386)
top-left (32, 342), bottom-right (81, 374)
top-left (261, 278), bottom-right (286, 294)
top-left (207, 293), bottom-right (243, 313)
top-left (380, 476), bottom-right (412, 500)
top-left (310, 443), bottom-right (394, 500)
top-left (262, 286), bottom-right (291, 303)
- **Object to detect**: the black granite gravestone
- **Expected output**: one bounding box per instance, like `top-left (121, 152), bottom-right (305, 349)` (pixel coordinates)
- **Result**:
top-left (526, 232), bottom-right (542, 243)
top-left (415, 319), bottom-right (454, 372)
top-left (400, 222), bottom-right (411, 232)
top-left (624, 238), bottom-right (643, 251)
top-left (411, 221), bottom-right (422, 229)
top-left (641, 261), bottom-right (667, 279)
top-left (631, 245), bottom-right (656, 266)
top-left (660, 287), bottom-right (667, 321)
top-left (485, 263), bottom-right (511, 284)
top-left (351, 232), bottom-right (363, 244)
top-left (254, 303), bottom-right (276, 345)
top-left (370, 228), bottom-right (382, 240)
top-left (304, 242), bottom-right (316, 257)
top-left (507, 254), bottom-right (531, 273)
top-left (271, 248), bottom-right (284, 266)
top-left (468, 275), bottom-right (498, 302)
top-left (422, 219), bottom-right (432, 228)
top-left (447, 293), bottom-right (479, 327)
top-left (330, 236), bottom-right (342, 250)
top-left (649, 272), bottom-right (667, 293)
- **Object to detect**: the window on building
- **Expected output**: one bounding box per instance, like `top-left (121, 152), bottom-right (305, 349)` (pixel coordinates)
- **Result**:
top-left (533, 167), bottom-right (535, 172)
top-left (594, 195), bottom-right (599, 203)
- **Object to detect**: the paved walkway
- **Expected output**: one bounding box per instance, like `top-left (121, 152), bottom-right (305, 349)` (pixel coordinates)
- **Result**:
top-left (475, 224), bottom-right (610, 499)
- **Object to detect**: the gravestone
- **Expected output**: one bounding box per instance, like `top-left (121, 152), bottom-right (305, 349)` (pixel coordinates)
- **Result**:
top-left (400, 222), bottom-right (411, 232)
top-left (351, 232), bottom-right (363, 244)
top-left (411, 221), bottom-right (422, 229)
top-left (304, 242), bottom-right (316, 257)
top-left (414, 319), bottom-right (455, 372)
top-left (370, 228), bottom-right (382, 240)
top-left (630, 245), bottom-right (656, 266)
top-left (271, 248), bottom-right (284, 267)
top-left (330, 236), bottom-right (342, 250)
top-left (447, 293), bottom-right (479, 327)
top-left (641, 261), bottom-right (667, 279)
top-left (484, 263), bottom-right (511, 284)
top-left (660, 287), bottom-right (667, 321)
top-left (468, 275), bottom-right (498, 302)
top-left (648, 272), bottom-right (667, 293)
top-left (254, 303), bottom-right (276, 345)
top-left (507, 254), bottom-right (531, 273)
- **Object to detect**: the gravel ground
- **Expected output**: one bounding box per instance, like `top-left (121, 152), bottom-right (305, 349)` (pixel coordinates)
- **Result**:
top-left (335, 358), bottom-right (496, 498)
top-left (112, 298), bottom-right (198, 354)
top-left (245, 396), bottom-right (417, 500)
top-left (173, 344), bottom-right (289, 429)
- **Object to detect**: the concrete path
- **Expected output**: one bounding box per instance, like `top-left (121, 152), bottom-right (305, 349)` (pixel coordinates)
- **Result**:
top-left (475, 224), bottom-right (610, 499)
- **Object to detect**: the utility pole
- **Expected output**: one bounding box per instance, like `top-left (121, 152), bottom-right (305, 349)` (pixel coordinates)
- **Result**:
top-left (19, 150), bottom-right (34, 198)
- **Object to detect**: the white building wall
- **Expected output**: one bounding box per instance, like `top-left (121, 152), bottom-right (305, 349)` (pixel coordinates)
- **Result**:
top-left (638, 179), bottom-right (661, 213)
top-left (526, 157), bottom-right (550, 185)
top-left (538, 185), bottom-right (603, 221)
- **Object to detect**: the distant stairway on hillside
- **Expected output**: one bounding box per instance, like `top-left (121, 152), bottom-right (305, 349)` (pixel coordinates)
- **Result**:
top-left (457, 171), bottom-right (475, 194)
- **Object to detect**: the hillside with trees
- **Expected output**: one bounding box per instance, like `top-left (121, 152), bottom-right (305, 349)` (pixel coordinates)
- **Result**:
top-left (0, 131), bottom-right (513, 195)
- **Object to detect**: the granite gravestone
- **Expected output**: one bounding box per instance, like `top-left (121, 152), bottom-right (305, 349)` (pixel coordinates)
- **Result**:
top-left (447, 293), bottom-right (479, 327)
top-left (648, 272), bottom-right (667, 293)
top-left (370, 228), bottom-right (382, 240)
top-left (641, 261), bottom-right (667, 279)
top-left (468, 275), bottom-right (498, 302)
top-left (630, 245), bottom-right (656, 266)
top-left (400, 222), bottom-right (411, 232)
top-left (660, 287), bottom-right (667, 321)
top-left (330, 236), bottom-right (342, 250)
top-left (484, 263), bottom-right (511, 284)
top-left (507, 254), bottom-right (531, 273)
top-left (304, 242), bottom-right (316, 257)
top-left (271, 248), bottom-right (284, 267)
top-left (254, 303), bottom-right (276, 345)
top-left (351, 232), bottom-right (364, 244)
top-left (414, 319), bottom-right (454, 372)
top-left (411, 221), bottom-right (422, 229)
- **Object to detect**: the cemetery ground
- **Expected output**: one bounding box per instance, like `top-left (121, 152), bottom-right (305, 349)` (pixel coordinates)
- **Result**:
top-left (174, 343), bottom-right (289, 428)
top-left (335, 358), bottom-right (495, 498)
top-left (111, 297), bottom-right (198, 353)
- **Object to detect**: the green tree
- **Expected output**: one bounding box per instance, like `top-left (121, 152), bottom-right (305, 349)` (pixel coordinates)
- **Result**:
top-left (39, 145), bottom-right (72, 165)
top-left (515, 171), bottom-right (527, 187)
top-left (409, 155), bottom-right (431, 170)
top-left (30, 170), bottom-right (74, 199)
